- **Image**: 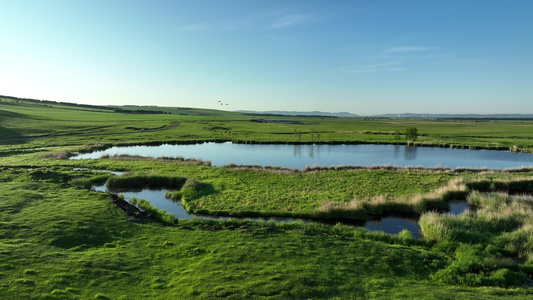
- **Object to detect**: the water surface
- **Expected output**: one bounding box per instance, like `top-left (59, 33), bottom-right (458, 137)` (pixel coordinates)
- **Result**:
top-left (73, 142), bottom-right (533, 170)
top-left (93, 185), bottom-right (473, 238)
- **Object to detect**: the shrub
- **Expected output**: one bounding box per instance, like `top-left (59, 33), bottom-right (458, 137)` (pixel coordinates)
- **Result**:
top-left (485, 268), bottom-right (525, 287)
top-left (397, 229), bottom-right (414, 245)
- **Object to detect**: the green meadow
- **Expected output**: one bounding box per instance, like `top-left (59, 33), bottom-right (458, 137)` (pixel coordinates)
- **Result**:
top-left (1, 97), bottom-right (532, 299)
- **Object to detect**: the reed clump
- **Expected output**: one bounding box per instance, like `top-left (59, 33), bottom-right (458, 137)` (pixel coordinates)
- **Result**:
top-left (431, 243), bottom-right (526, 287)
top-left (222, 164), bottom-right (299, 175)
top-left (70, 174), bottom-right (110, 189)
top-left (421, 190), bottom-right (533, 260)
top-left (81, 143), bottom-right (112, 153)
top-left (315, 199), bottom-right (367, 220)
top-left (100, 154), bottom-right (211, 166)
top-left (38, 150), bottom-right (72, 159)
top-left (137, 198), bottom-right (175, 224)
top-left (317, 178), bottom-right (468, 218)
top-left (169, 178), bottom-right (216, 215)
top-left (106, 174), bottom-right (187, 189)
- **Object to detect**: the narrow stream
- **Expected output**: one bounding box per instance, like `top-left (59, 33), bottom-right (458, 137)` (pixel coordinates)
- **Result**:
top-left (93, 185), bottom-right (474, 239)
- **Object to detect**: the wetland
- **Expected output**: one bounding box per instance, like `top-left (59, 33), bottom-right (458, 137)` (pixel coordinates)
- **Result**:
top-left (1, 98), bottom-right (533, 299)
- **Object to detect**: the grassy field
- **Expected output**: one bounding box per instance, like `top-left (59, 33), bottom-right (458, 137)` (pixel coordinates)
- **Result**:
top-left (1, 168), bottom-right (532, 299)
top-left (3, 97), bottom-right (533, 153)
top-left (1, 98), bottom-right (532, 298)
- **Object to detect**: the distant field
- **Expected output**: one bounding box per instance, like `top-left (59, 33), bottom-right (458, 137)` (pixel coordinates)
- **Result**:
top-left (2, 97), bottom-right (533, 154)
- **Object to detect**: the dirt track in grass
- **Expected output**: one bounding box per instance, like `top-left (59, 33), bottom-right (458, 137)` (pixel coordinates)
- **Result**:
top-left (0, 121), bottom-right (181, 142)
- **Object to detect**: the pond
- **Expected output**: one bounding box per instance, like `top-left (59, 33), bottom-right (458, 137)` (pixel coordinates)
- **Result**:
top-left (93, 185), bottom-right (473, 239)
top-left (73, 142), bottom-right (533, 170)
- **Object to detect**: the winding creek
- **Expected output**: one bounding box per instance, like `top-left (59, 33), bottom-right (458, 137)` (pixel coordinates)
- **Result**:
top-left (92, 183), bottom-right (476, 239)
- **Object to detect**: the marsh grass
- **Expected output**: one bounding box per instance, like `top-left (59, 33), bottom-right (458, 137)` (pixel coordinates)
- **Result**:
top-left (70, 174), bottom-right (111, 189)
top-left (96, 153), bottom-right (212, 166)
top-left (316, 177), bottom-right (468, 219)
top-left (106, 174), bottom-right (187, 189)
top-left (37, 149), bottom-right (72, 159)
top-left (431, 243), bottom-right (526, 287)
top-left (466, 177), bottom-right (533, 194)
top-left (129, 196), bottom-right (138, 205)
top-left (421, 189), bottom-right (533, 262)
top-left (224, 162), bottom-right (456, 173)
top-left (136, 198), bottom-right (176, 224)
top-left (315, 199), bottom-right (367, 219)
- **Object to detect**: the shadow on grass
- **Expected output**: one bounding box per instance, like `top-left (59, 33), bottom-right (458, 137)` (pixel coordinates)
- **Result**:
top-left (48, 221), bottom-right (115, 250)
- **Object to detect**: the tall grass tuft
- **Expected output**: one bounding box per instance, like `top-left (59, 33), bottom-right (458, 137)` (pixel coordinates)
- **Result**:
top-left (106, 174), bottom-right (187, 189)
top-left (137, 198), bottom-right (175, 224)
top-left (70, 175), bottom-right (111, 189)
top-left (316, 199), bottom-right (367, 220)
top-left (423, 190), bottom-right (533, 260)
top-left (38, 150), bottom-right (72, 159)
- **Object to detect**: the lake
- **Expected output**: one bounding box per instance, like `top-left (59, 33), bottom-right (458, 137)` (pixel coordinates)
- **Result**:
top-left (73, 142), bottom-right (533, 170)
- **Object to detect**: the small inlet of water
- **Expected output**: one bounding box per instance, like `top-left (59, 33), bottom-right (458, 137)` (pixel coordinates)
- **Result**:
top-left (93, 185), bottom-right (474, 239)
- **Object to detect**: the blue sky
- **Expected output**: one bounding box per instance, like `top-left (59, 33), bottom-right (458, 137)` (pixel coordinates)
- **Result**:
top-left (1, 0), bottom-right (532, 115)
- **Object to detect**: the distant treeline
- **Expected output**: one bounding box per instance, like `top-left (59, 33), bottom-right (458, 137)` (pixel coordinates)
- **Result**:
top-left (113, 108), bottom-right (171, 115)
top-left (0, 95), bottom-right (113, 111)
top-left (0, 95), bottom-right (171, 115)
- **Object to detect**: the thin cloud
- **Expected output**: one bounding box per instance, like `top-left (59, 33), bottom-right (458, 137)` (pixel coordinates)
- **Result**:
top-left (177, 23), bottom-right (208, 31)
top-left (269, 14), bottom-right (314, 29)
top-left (384, 46), bottom-right (436, 53)
top-left (340, 62), bottom-right (402, 73)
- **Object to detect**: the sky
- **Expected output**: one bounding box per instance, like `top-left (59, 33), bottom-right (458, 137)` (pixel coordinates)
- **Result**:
top-left (1, 0), bottom-right (532, 115)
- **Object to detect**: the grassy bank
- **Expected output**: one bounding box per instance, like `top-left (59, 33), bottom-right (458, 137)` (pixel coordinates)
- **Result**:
top-left (1, 168), bottom-right (532, 299)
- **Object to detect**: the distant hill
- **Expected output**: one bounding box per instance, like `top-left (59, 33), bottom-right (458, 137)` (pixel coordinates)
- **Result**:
top-left (236, 110), bottom-right (359, 117)
top-left (3, 94), bottom-right (532, 119)
top-left (374, 113), bottom-right (533, 119)
top-left (238, 110), bottom-right (533, 119)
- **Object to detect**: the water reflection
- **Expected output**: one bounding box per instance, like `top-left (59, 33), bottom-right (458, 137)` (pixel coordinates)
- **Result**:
top-left (73, 168), bottom-right (125, 176)
top-left (293, 144), bottom-right (301, 158)
top-left (404, 146), bottom-right (418, 161)
top-left (394, 145), bottom-right (400, 159)
top-left (94, 185), bottom-right (210, 220)
top-left (72, 142), bottom-right (533, 170)
top-left (365, 216), bottom-right (420, 239)
top-left (447, 199), bottom-right (477, 215)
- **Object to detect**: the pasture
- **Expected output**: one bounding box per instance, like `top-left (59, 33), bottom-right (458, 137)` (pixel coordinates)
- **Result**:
top-left (1, 98), bottom-right (532, 299)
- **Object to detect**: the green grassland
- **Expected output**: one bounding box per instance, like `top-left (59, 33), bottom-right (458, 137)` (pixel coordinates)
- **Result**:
top-left (1, 98), bottom-right (533, 298)
top-left (1, 168), bottom-right (532, 299)
top-left (2, 97), bottom-right (533, 153)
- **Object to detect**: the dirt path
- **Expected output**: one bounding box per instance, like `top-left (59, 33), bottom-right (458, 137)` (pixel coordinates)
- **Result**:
top-left (0, 121), bottom-right (181, 142)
